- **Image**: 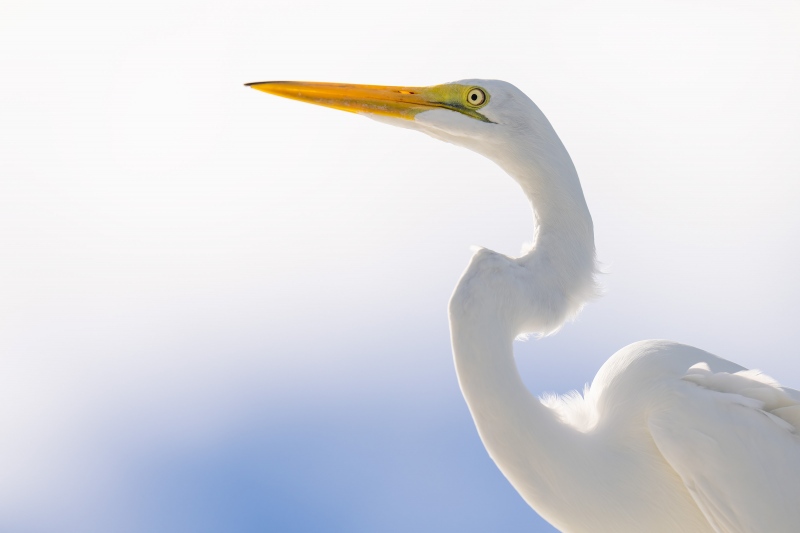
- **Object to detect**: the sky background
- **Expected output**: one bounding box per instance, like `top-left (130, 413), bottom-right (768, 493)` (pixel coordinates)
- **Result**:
top-left (1, 1), bottom-right (800, 531)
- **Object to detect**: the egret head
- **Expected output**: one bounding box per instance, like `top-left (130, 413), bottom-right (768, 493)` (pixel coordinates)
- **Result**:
top-left (246, 78), bottom-right (595, 325)
top-left (245, 79), bottom-right (550, 162)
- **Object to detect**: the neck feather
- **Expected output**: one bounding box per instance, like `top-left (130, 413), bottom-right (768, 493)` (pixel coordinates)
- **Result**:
top-left (448, 123), bottom-right (597, 523)
top-left (498, 131), bottom-right (599, 335)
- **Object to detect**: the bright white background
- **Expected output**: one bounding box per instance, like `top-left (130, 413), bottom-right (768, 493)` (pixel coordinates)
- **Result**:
top-left (1, 1), bottom-right (799, 531)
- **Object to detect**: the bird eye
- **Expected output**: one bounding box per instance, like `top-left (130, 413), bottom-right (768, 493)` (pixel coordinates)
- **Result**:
top-left (466, 88), bottom-right (487, 107)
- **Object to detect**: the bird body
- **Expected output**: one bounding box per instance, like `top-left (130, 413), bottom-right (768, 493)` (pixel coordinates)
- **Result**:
top-left (459, 328), bottom-right (800, 532)
top-left (248, 79), bottom-right (800, 532)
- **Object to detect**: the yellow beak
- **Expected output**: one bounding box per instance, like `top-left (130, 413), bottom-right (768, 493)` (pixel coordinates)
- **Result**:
top-left (245, 81), bottom-right (492, 123)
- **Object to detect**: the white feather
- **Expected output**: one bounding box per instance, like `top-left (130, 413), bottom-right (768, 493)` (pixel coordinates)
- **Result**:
top-left (416, 81), bottom-right (800, 532)
top-left (257, 78), bottom-right (800, 532)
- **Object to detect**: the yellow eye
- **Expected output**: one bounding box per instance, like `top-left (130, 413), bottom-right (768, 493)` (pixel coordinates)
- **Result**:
top-left (466, 87), bottom-right (487, 107)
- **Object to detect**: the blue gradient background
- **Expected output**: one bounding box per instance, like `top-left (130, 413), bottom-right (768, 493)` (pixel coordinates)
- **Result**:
top-left (1, 1), bottom-right (799, 531)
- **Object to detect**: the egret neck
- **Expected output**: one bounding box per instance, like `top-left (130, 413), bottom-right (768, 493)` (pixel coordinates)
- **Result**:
top-left (447, 120), bottom-right (598, 519)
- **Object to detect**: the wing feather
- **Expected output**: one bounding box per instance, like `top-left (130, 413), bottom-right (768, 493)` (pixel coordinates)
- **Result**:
top-left (648, 366), bottom-right (800, 533)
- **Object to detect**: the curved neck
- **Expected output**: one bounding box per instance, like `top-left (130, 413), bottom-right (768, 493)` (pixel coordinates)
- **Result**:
top-left (448, 121), bottom-right (597, 524)
top-left (451, 318), bottom-right (585, 519)
top-left (502, 127), bottom-right (595, 270)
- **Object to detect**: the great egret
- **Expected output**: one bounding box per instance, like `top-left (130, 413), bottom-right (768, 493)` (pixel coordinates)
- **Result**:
top-left (247, 80), bottom-right (800, 532)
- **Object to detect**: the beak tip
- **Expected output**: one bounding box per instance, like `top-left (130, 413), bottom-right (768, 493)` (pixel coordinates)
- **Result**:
top-left (246, 81), bottom-right (286, 88)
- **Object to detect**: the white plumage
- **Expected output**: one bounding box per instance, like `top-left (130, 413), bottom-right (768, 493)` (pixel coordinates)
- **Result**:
top-left (248, 78), bottom-right (800, 532)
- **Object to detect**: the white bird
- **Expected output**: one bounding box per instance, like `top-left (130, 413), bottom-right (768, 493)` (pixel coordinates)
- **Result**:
top-left (247, 79), bottom-right (800, 532)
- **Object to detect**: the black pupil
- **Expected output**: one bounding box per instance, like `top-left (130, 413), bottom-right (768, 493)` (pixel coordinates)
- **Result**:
top-left (471, 93), bottom-right (478, 100)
